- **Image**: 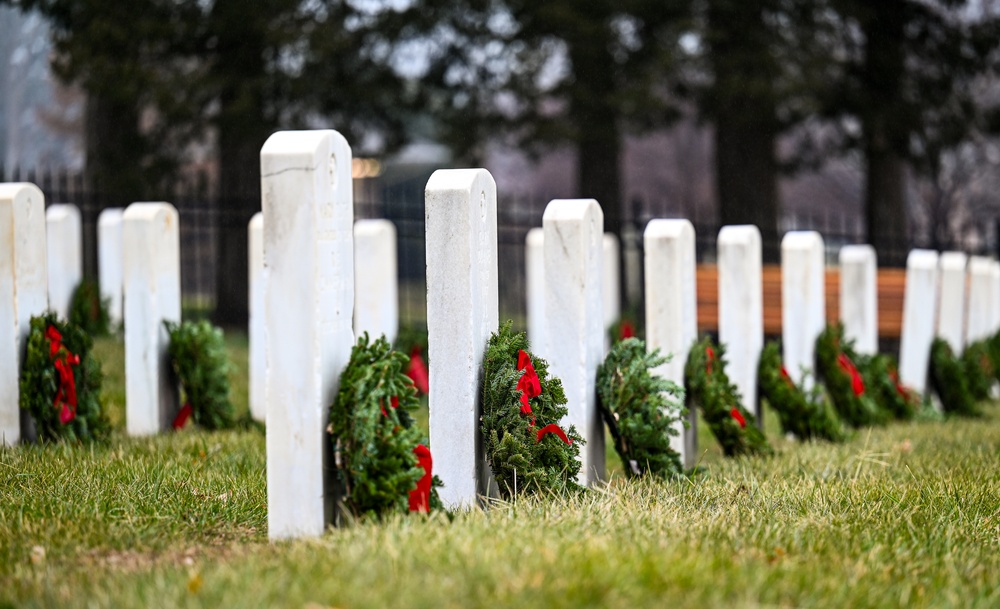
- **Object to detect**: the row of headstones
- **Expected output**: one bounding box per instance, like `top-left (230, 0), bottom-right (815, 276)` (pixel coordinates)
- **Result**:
top-left (257, 130), bottom-right (1000, 540)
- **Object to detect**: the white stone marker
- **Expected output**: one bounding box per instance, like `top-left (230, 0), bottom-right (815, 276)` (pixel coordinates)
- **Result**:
top-left (0, 183), bottom-right (48, 446)
top-left (965, 256), bottom-right (995, 344)
top-left (525, 227), bottom-right (545, 353)
top-left (991, 261), bottom-right (1000, 336)
top-left (899, 249), bottom-right (939, 394)
top-left (354, 219), bottom-right (398, 345)
top-left (426, 169), bottom-right (498, 507)
top-left (603, 233), bottom-right (621, 350)
top-left (644, 219), bottom-right (697, 469)
top-left (123, 202), bottom-right (181, 436)
top-left (98, 208), bottom-right (125, 327)
top-left (543, 199), bottom-right (605, 485)
top-left (45, 203), bottom-right (82, 320)
top-left (247, 212), bottom-right (265, 424)
top-left (839, 245), bottom-right (878, 355)
top-left (717, 225), bottom-right (763, 421)
top-left (937, 251), bottom-right (968, 353)
top-left (262, 130), bottom-right (354, 539)
top-left (781, 231), bottom-right (826, 388)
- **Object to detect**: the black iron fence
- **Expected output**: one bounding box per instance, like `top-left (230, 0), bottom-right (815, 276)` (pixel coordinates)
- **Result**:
top-left (3, 164), bottom-right (993, 334)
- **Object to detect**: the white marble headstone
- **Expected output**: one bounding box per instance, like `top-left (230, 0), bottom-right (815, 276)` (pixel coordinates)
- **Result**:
top-left (123, 202), bottom-right (181, 436)
top-left (425, 169), bottom-right (499, 508)
top-left (603, 232), bottom-right (621, 351)
top-left (354, 219), bottom-right (399, 346)
top-left (262, 130), bottom-right (354, 539)
top-left (98, 208), bottom-right (125, 327)
top-left (937, 251), bottom-right (968, 353)
top-left (965, 256), bottom-right (995, 345)
top-left (0, 183), bottom-right (48, 446)
top-left (247, 212), bottom-right (265, 424)
top-left (46, 203), bottom-right (82, 320)
top-left (717, 225), bottom-right (763, 421)
top-left (543, 199), bottom-right (605, 485)
top-left (781, 231), bottom-right (826, 388)
top-left (525, 227), bottom-right (545, 354)
top-left (899, 249), bottom-right (940, 394)
top-left (839, 244), bottom-right (878, 355)
top-left (644, 219), bottom-right (697, 469)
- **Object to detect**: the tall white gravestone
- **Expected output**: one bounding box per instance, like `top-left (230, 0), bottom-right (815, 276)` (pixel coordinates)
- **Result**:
top-left (965, 256), bottom-right (995, 344)
top-left (98, 208), bottom-right (125, 327)
top-left (781, 231), bottom-right (826, 388)
top-left (247, 212), bottom-right (265, 424)
top-left (899, 249), bottom-right (939, 394)
top-left (937, 252), bottom-right (968, 354)
top-left (602, 232), bottom-right (621, 350)
top-left (0, 183), bottom-right (48, 446)
top-left (543, 199), bottom-right (605, 485)
top-left (45, 203), bottom-right (82, 320)
top-left (644, 219), bottom-right (697, 468)
top-left (717, 225), bottom-right (764, 421)
top-left (525, 227), bottom-right (545, 353)
top-left (262, 130), bottom-right (355, 539)
top-left (991, 262), bottom-right (1000, 336)
top-left (425, 169), bottom-right (498, 508)
top-left (354, 219), bottom-right (399, 345)
top-left (839, 244), bottom-right (878, 355)
top-left (123, 202), bottom-right (181, 436)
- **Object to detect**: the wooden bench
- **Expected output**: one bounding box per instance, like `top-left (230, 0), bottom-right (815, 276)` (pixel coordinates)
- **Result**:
top-left (695, 265), bottom-right (907, 338)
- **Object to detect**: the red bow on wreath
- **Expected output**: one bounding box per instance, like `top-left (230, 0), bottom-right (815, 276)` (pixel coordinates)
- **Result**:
top-left (730, 407), bottom-right (747, 429)
top-left (705, 346), bottom-right (715, 375)
top-left (45, 326), bottom-right (80, 425)
top-left (837, 353), bottom-right (865, 397)
top-left (407, 347), bottom-right (430, 395)
top-left (780, 365), bottom-right (795, 388)
top-left (514, 350), bottom-right (572, 445)
top-left (409, 444), bottom-right (433, 512)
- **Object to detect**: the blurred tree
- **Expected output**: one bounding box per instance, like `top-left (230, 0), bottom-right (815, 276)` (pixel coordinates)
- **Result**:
top-left (823, 0), bottom-right (1000, 264)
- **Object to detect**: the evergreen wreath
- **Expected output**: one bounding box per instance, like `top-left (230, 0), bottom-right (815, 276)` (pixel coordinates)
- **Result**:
top-left (328, 333), bottom-right (441, 519)
top-left (757, 341), bottom-right (844, 442)
top-left (814, 324), bottom-right (888, 427)
top-left (69, 278), bottom-right (111, 336)
top-left (163, 320), bottom-right (237, 430)
top-left (684, 336), bottom-right (771, 457)
top-left (19, 312), bottom-right (109, 442)
top-left (986, 331), bottom-right (1000, 385)
top-left (595, 337), bottom-right (684, 479)
top-left (928, 338), bottom-right (981, 417)
top-left (961, 340), bottom-right (994, 401)
top-left (481, 321), bottom-right (582, 499)
top-left (853, 352), bottom-right (919, 420)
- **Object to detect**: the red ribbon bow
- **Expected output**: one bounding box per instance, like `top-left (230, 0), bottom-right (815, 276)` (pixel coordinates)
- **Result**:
top-left (780, 365), bottom-right (795, 388)
top-left (408, 444), bottom-right (433, 512)
top-left (705, 346), bottom-right (715, 375)
top-left (837, 353), bottom-right (865, 397)
top-left (536, 423), bottom-right (573, 445)
top-left (516, 350), bottom-right (541, 418)
top-left (407, 347), bottom-right (430, 395)
top-left (45, 326), bottom-right (80, 425)
top-left (173, 402), bottom-right (193, 429)
top-left (730, 407), bottom-right (747, 429)
top-left (619, 321), bottom-right (635, 340)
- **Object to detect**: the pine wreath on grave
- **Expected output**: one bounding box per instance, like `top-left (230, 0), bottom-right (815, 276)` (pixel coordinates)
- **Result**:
top-left (757, 341), bottom-right (845, 442)
top-left (69, 278), bottom-right (111, 336)
top-left (481, 321), bottom-right (582, 499)
top-left (164, 320), bottom-right (237, 430)
top-left (684, 336), bottom-right (770, 457)
top-left (853, 352), bottom-right (920, 420)
top-left (328, 333), bottom-right (441, 519)
top-left (814, 324), bottom-right (888, 427)
top-left (19, 312), bottom-right (110, 442)
top-left (986, 331), bottom-right (1000, 385)
top-left (596, 337), bottom-right (684, 479)
top-left (929, 338), bottom-right (981, 417)
top-left (960, 339), bottom-right (994, 402)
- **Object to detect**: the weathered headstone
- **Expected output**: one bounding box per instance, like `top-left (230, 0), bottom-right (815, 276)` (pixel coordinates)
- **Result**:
top-left (644, 219), bottom-right (697, 468)
top-left (899, 249), bottom-right (939, 393)
top-left (354, 219), bottom-right (398, 345)
top-left (0, 183), bottom-right (48, 446)
top-left (425, 168), bottom-right (498, 508)
top-left (123, 202), bottom-right (181, 436)
top-left (46, 203), bottom-right (82, 320)
top-left (603, 232), bottom-right (621, 350)
top-left (937, 251), bottom-right (968, 353)
top-left (781, 231), bottom-right (826, 388)
top-left (247, 212), bottom-right (265, 424)
top-left (965, 256), bottom-right (995, 344)
top-left (717, 225), bottom-right (763, 421)
top-left (262, 130), bottom-right (355, 539)
top-left (525, 227), bottom-right (545, 353)
top-left (839, 244), bottom-right (878, 355)
top-left (98, 208), bottom-right (125, 327)
top-left (543, 199), bottom-right (605, 485)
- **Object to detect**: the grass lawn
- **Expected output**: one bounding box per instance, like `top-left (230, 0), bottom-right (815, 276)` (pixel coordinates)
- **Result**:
top-left (2, 334), bottom-right (1000, 608)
